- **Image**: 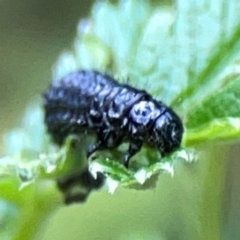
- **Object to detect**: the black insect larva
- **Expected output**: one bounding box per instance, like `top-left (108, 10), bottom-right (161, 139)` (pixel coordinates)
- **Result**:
top-left (43, 70), bottom-right (184, 168)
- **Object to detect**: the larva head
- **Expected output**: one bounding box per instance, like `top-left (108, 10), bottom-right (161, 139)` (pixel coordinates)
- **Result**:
top-left (151, 108), bottom-right (184, 156)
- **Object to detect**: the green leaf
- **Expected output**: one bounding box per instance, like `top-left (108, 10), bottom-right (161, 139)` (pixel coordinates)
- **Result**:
top-left (50, 0), bottom-right (240, 187)
top-left (186, 76), bottom-right (240, 144)
top-left (2, 1), bottom-right (240, 238)
top-left (2, 0), bottom-right (240, 193)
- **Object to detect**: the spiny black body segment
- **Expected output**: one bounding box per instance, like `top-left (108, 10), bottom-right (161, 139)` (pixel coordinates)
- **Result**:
top-left (43, 70), bottom-right (184, 168)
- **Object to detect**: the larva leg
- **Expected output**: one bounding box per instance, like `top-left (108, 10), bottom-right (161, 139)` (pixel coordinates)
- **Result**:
top-left (86, 140), bottom-right (105, 158)
top-left (86, 130), bottom-right (112, 157)
top-left (86, 131), bottom-right (123, 158)
top-left (123, 139), bottom-right (143, 168)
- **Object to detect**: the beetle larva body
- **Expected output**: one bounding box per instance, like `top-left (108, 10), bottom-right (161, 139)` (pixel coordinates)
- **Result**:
top-left (43, 70), bottom-right (183, 167)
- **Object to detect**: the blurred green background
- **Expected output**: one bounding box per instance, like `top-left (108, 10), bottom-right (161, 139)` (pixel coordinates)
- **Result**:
top-left (0, 0), bottom-right (94, 149)
top-left (1, 1), bottom-right (240, 240)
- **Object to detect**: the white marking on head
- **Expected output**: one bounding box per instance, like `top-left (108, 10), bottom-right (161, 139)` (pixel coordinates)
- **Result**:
top-left (130, 101), bottom-right (160, 125)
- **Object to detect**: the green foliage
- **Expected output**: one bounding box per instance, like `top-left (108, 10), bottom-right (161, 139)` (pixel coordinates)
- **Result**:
top-left (1, 0), bottom-right (240, 239)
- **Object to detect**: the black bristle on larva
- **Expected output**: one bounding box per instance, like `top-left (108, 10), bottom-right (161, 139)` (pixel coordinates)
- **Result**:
top-left (43, 70), bottom-right (184, 168)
